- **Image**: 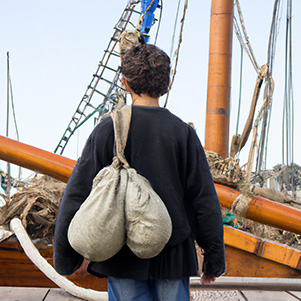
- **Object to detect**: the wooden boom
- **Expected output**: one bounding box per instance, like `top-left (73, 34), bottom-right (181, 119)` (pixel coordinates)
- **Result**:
top-left (1, 134), bottom-right (301, 235)
top-left (0, 135), bottom-right (75, 183)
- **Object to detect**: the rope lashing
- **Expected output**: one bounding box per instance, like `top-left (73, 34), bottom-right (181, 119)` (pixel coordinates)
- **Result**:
top-left (232, 194), bottom-right (251, 217)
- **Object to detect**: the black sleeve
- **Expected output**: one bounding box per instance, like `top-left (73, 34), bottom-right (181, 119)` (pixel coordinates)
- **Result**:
top-left (53, 118), bottom-right (114, 275)
top-left (185, 127), bottom-right (226, 277)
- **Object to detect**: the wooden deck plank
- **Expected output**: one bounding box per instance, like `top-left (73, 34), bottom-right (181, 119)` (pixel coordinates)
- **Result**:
top-left (241, 290), bottom-right (299, 300)
top-left (289, 291), bottom-right (301, 298)
top-left (0, 287), bottom-right (49, 301)
top-left (2, 287), bottom-right (301, 301)
top-left (190, 289), bottom-right (245, 300)
top-left (45, 288), bottom-right (83, 301)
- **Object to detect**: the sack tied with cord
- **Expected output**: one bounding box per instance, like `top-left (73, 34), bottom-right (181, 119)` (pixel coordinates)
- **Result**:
top-left (67, 105), bottom-right (172, 262)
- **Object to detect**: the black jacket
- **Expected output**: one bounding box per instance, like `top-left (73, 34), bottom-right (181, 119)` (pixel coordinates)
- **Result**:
top-left (54, 106), bottom-right (226, 279)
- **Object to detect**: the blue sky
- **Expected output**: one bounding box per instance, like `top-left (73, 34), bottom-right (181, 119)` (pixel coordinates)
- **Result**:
top-left (1, 0), bottom-right (301, 179)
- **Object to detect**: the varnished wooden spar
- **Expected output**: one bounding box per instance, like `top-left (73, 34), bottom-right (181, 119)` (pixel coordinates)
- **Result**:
top-left (0, 135), bottom-right (75, 183)
top-left (204, 0), bottom-right (234, 158)
top-left (216, 183), bottom-right (301, 235)
top-left (1, 134), bottom-right (301, 235)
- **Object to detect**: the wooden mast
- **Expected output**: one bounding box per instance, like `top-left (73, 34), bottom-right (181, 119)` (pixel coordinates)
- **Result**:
top-left (204, 0), bottom-right (234, 158)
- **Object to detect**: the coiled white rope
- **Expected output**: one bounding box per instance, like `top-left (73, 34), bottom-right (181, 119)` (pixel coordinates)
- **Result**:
top-left (10, 218), bottom-right (108, 301)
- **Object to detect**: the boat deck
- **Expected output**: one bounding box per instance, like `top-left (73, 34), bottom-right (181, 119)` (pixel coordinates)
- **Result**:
top-left (3, 277), bottom-right (301, 300)
top-left (0, 287), bottom-right (78, 301)
top-left (191, 289), bottom-right (301, 300)
top-left (1, 286), bottom-right (301, 301)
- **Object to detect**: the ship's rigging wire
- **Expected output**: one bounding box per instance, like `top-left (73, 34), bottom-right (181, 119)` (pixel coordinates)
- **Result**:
top-left (6, 52), bottom-right (11, 197)
top-left (233, 0), bottom-right (292, 188)
top-left (7, 63), bottom-right (19, 143)
top-left (234, 0), bottom-right (260, 74)
top-left (236, 45), bottom-right (243, 136)
top-left (233, 0), bottom-right (282, 180)
top-left (233, 0), bottom-right (280, 172)
top-left (9, 55), bottom-right (22, 181)
top-left (232, 12), bottom-right (264, 158)
top-left (255, 0), bottom-right (282, 176)
top-left (234, 25), bottom-right (244, 135)
top-left (153, 0), bottom-right (163, 45)
top-left (169, 0), bottom-right (182, 59)
top-left (232, 3), bottom-right (260, 139)
top-left (282, 0), bottom-right (294, 191)
top-left (5, 52), bottom-right (22, 185)
top-left (266, 0), bottom-right (283, 77)
top-left (163, 0), bottom-right (188, 108)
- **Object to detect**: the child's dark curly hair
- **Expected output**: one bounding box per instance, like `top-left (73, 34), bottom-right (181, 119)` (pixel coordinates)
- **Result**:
top-left (121, 44), bottom-right (171, 98)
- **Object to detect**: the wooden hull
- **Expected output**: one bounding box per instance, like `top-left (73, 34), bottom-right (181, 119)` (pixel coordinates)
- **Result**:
top-left (224, 245), bottom-right (301, 278)
top-left (0, 237), bottom-right (107, 290)
top-left (223, 226), bottom-right (301, 278)
top-left (2, 224), bottom-right (301, 288)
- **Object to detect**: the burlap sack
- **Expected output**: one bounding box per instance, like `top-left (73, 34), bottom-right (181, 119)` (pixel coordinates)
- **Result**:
top-left (67, 105), bottom-right (172, 262)
top-left (125, 168), bottom-right (172, 258)
top-left (67, 165), bottom-right (127, 262)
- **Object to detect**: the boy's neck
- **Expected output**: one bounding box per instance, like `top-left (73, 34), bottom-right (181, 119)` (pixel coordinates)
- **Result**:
top-left (131, 92), bottom-right (160, 107)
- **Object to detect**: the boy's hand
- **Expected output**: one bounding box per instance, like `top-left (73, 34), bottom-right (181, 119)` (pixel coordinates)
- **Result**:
top-left (200, 274), bottom-right (216, 285)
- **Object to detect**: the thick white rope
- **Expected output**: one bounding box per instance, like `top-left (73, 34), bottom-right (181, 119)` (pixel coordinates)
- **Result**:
top-left (10, 218), bottom-right (108, 301)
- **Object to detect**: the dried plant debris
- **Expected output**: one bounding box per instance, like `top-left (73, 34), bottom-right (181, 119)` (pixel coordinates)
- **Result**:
top-left (205, 150), bottom-right (242, 186)
top-left (0, 175), bottom-right (65, 239)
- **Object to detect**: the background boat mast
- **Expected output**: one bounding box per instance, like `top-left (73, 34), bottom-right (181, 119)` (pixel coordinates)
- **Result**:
top-left (205, 0), bottom-right (234, 158)
top-left (6, 52), bottom-right (11, 197)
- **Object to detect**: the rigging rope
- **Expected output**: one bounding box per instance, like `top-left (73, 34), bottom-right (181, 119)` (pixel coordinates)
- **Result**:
top-left (6, 52), bottom-right (21, 181)
top-left (282, 0), bottom-right (294, 191)
top-left (153, 0), bottom-right (163, 45)
top-left (233, 0), bottom-right (283, 184)
top-left (234, 0), bottom-right (260, 73)
top-left (169, 0), bottom-right (182, 59)
top-left (9, 66), bottom-right (20, 142)
top-left (164, 0), bottom-right (188, 108)
top-left (255, 0), bottom-right (281, 174)
top-left (9, 62), bottom-right (22, 181)
top-left (232, 9), bottom-right (260, 153)
top-left (235, 43), bottom-right (244, 135)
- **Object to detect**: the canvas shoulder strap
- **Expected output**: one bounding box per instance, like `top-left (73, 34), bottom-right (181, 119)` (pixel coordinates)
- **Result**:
top-left (111, 105), bottom-right (132, 168)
